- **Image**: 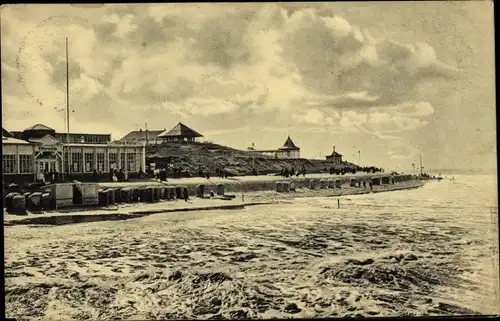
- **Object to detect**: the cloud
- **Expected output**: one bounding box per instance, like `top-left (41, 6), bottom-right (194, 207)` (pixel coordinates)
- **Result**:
top-left (2, 3), bottom-right (457, 142)
top-left (279, 9), bottom-right (458, 109)
top-left (386, 149), bottom-right (413, 160)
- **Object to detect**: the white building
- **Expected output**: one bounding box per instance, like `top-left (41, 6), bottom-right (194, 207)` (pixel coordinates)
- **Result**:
top-left (3, 124), bottom-right (146, 185)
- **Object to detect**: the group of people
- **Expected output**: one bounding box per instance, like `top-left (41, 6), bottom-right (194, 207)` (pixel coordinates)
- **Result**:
top-left (357, 166), bottom-right (384, 173)
top-left (36, 168), bottom-right (135, 184)
top-left (215, 167), bottom-right (230, 178)
top-left (328, 166), bottom-right (384, 175)
top-left (198, 165), bottom-right (212, 179)
top-left (38, 170), bottom-right (60, 184)
top-left (280, 166), bottom-right (307, 178)
top-left (108, 168), bottom-right (129, 182)
top-left (153, 168), bottom-right (168, 181)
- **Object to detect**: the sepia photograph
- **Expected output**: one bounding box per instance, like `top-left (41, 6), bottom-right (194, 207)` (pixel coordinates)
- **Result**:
top-left (2, 2), bottom-right (499, 320)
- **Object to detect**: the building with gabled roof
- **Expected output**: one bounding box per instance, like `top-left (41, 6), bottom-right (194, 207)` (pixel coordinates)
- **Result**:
top-left (276, 136), bottom-right (300, 159)
top-left (11, 124), bottom-right (111, 144)
top-left (250, 136), bottom-right (301, 159)
top-left (120, 129), bottom-right (164, 145)
top-left (325, 146), bottom-right (343, 164)
top-left (158, 122), bottom-right (203, 143)
top-left (3, 123), bottom-right (145, 185)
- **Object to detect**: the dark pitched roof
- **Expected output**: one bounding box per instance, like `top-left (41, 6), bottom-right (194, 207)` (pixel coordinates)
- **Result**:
top-left (23, 124), bottom-right (55, 131)
top-left (327, 151), bottom-right (343, 157)
top-left (158, 122), bottom-right (203, 138)
top-left (2, 127), bottom-right (14, 138)
top-left (280, 136), bottom-right (299, 149)
top-left (120, 130), bottom-right (164, 141)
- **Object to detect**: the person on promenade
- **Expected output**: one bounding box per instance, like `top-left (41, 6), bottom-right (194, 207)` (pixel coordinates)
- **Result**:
top-left (369, 181), bottom-right (373, 190)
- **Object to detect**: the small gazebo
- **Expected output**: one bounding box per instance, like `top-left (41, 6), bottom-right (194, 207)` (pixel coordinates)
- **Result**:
top-left (326, 146), bottom-right (343, 165)
top-left (275, 136), bottom-right (300, 159)
top-left (158, 122), bottom-right (203, 143)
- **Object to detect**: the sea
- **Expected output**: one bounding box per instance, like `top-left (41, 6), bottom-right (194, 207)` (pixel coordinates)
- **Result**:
top-left (4, 174), bottom-right (500, 319)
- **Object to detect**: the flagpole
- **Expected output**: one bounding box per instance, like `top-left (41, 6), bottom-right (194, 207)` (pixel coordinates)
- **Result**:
top-left (419, 154), bottom-right (422, 176)
top-left (66, 37), bottom-right (71, 178)
top-left (252, 143), bottom-right (255, 170)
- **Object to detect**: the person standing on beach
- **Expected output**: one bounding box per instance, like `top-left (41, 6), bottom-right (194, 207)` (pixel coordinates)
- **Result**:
top-left (369, 181), bottom-right (373, 190)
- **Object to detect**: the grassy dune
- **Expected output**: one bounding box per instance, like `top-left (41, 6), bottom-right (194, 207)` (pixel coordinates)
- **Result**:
top-left (146, 141), bottom-right (359, 175)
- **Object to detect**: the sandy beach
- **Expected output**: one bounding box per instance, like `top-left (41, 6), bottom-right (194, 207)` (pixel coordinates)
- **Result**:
top-left (4, 175), bottom-right (499, 320)
top-left (4, 179), bottom-right (422, 226)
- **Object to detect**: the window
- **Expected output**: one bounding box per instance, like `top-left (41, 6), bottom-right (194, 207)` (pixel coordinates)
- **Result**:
top-left (96, 153), bottom-right (105, 172)
top-left (84, 152), bottom-right (94, 172)
top-left (49, 161), bottom-right (56, 172)
top-left (109, 152), bottom-right (117, 170)
top-left (19, 155), bottom-right (33, 173)
top-left (120, 152), bottom-right (126, 170)
top-left (3, 155), bottom-right (17, 174)
top-left (63, 152), bottom-right (69, 172)
top-left (71, 152), bottom-right (82, 172)
top-left (127, 152), bottom-right (136, 172)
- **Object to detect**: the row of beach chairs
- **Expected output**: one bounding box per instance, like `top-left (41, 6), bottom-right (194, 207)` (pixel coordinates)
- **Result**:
top-left (4, 183), bottom-right (229, 214)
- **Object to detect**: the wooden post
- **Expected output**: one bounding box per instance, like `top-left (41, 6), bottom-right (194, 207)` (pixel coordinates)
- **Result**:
top-left (338, 198), bottom-right (340, 209)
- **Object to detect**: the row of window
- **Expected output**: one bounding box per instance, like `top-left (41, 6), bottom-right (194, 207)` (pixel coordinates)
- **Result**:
top-left (63, 152), bottom-right (139, 172)
top-left (3, 155), bottom-right (34, 174)
top-left (3, 151), bottom-right (141, 174)
top-left (55, 134), bottom-right (110, 144)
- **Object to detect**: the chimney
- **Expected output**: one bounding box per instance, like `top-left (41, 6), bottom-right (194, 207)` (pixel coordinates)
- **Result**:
top-left (333, 145), bottom-right (336, 153)
top-left (140, 129), bottom-right (142, 132)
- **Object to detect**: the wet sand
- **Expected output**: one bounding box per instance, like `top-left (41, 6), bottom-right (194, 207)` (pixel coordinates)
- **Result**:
top-left (4, 177), bottom-right (499, 320)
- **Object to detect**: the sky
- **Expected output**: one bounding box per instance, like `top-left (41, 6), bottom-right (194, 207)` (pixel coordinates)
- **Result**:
top-left (1, 2), bottom-right (496, 171)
